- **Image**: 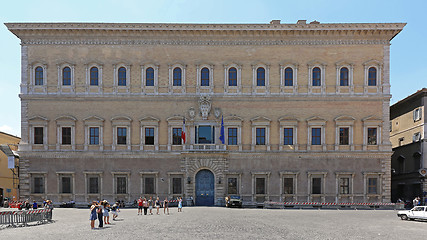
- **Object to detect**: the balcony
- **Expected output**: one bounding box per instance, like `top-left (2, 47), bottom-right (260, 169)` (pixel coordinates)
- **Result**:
top-left (184, 144), bottom-right (227, 151)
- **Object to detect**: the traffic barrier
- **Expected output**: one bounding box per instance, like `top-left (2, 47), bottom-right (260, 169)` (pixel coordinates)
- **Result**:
top-left (263, 201), bottom-right (397, 209)
top-left (0, 209), bottom-right (52, 227)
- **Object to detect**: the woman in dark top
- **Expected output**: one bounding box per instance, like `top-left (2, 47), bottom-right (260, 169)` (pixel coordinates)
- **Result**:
top-left (163, 197), bottom-right (169, 215)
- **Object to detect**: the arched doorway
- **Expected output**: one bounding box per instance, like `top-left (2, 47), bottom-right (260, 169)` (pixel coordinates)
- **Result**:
top-left (195, 169), bottom-right (215, 206)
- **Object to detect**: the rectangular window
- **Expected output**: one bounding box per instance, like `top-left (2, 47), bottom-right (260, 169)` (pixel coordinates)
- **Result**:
top-left (339, 127), bottom-right (349, 145)
top-left (88, 177), bottom-right (99, 194)
top-left (311, 128), bottom-right (321, 145)
top-left (62, 127), bottom-right (71, 145)
top-left (144, 177), bottom-right (155, 194)
top-left (283, 128), bottom-right (293, 145)
top-left (89, 127), bottom-right (99, 145)
top-left (228, 128), bottom-right (237, 145)
top-left (413, 108), bottom-right (422, 121)
top-left (196, 126), bottom-right (214, 144)
top-left (255, 178), bottom-right (265, 194)
top-left (145, 128), bottom-right (154, 145)
top-left (33, 176), bottom-right (44, 194)
top-left (283, 178), bottom-right (294, 194)
top-left (172, 128), bottom-right (182, 145)
top-left (339, 178), bottom-right (350, 194)
top-left (227, 177), bottom-right (238, 194)
top-left (172, 178), bottom-right (182, 194)
top-left (312, 177), bottom-right (321, 194)
top-left (368, 178), bottom-right (377, 194)
top-left (117, 127), bottom-right (127, 145)
top-left (34, 127), bottom-right (44, 144)
top-left (61, 176), bottom-right (71, 194)
top-left (116, 176), bottom-right (127, 194)
top-left (256, 128), bottom-right (266, 145)
top-left (367, 128), bottom-right (377, 145)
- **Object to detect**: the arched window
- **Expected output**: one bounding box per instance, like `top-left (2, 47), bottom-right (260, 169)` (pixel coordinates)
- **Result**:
top-left (62, 67), bottom-right (71, 86)
top-left (368, 67), bottom-right (377, 86)
top-left (35, 67), bottom-right (43, 85)
top-left (90, 67), bottom-right (99, 86)
top-left (201, 68), bottom-right (209, 86)
top-left (340, 67), bottom-right (349, 86)
top-left (118, 67), bottom-right (126, 86)
top-left (284, 67), bottom-right (293, 86)
top-left (312, 67), bottom-right (321, 86)
top-left (146, 67), bottom-right (154, 86)
top-left (173, 67), bottom-right (182, 86)
top-left (228, 67), bottom-right (237, 86)
top-left (256, 67), bottom-right (265, 86)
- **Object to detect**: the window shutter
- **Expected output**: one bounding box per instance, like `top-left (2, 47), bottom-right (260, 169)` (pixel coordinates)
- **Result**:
top-left (413, 109), bottom-right (417, 121)
top-left (419, 108), bottom-right (422, 121)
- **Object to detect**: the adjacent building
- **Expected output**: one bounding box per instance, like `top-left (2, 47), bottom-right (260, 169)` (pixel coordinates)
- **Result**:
top-left (0, 131), bottom-right (20, 204)
top-left (390, 88), bottom-right (426, 203)
top-left (6, 20), bottom-right (405, 205)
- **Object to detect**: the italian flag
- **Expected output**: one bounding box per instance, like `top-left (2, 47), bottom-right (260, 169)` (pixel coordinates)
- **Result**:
top-left (182, 119), bottom-right (186, 144)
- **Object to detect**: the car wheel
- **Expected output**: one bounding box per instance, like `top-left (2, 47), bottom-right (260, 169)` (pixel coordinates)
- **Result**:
top-left (400, 215), bottom-right (408, 220)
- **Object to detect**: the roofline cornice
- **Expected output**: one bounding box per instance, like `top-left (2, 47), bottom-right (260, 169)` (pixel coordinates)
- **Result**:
top-left (5, 22), bottom-right (406, 42)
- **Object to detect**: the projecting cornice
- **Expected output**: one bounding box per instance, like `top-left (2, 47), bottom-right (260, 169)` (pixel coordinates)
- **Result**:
top-left (5, 22), bottom-right (406, 46)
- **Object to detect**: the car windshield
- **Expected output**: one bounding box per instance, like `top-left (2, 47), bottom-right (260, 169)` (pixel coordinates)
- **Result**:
top-left (412, 207), bottom-right (425, 211)
top-left (230, 195), bottom-right (240, 199)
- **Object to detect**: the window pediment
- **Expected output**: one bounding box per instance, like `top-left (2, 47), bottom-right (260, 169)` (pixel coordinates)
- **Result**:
top-left (111, 116), bottom-right (132, 126)
top-left (335, 60), bottom-right (353, 67)
top-left (55, 115), bottom-right (77, 122)
top-left (29, 115), bottom-right (49, 122)
top-left (306, 116), bottom-right (326, 125)
top-left (85, 62), bottom-right (103, 67)
top-left (57, 61), bottom-right (75, 68)
top-left (224, 115), bottom-right (243, 126)
top-left (251, 116), bottom-right (271, 124)
top-left (362, 115), bottom-right (382, 125)
top-left (279, 61), bottom-right (298, 68)
top-left (278, 116), bottom-right (299, 125)
top-left (363, 59), bottom-right (382, 67)
top-left (307, 59), bottom-right (327, 67)
top-left (334, 115), bottom-right (355, 125)
top-left (166, 115), bottom-right (185, 123)
top-left (140, 116), bottom-right (160, 125)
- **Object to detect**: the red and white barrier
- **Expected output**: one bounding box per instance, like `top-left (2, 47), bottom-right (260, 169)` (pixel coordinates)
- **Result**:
top-left (265, 201), bottom-right (396, 206)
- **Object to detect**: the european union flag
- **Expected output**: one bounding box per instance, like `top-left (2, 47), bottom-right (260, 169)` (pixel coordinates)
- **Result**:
top-left (219, 115), bottom-right (225, 144)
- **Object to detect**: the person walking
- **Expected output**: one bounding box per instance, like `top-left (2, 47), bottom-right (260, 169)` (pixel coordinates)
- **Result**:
top-left (163, 197), bottom-right (169, 215)
top-left (178, 197), bottom-right (183, 212)
top-left (97, 200), bottom-right (104, 228)
top-left (90, 201), bottom-right (98, 229)
top-left (111, 202), bottom-right (119, 220)
top-left (155, 197), bottom-right (160, 215)
top-left (148, 197), bottom-right (154, 215)
top-left (137, 197), bottom-right (143, 215)
top-left (103, 202), bottom-right (111, 225)
top-left (143, 198), bottom-right (149, 215)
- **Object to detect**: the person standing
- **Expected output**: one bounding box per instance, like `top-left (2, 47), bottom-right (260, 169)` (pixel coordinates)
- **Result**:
top-left (97, 200), bottom-right (104, 228)
top-left (90, 201), bottom-right (98, 229)
top-left (155, 197), bottom-right (160, 215)
top-left (163, 197), bottom-right (169, 215)
top-left (32, 200), bottom-right (38, 209)
top-left (137, 197), bottom-right (143, 215)
top-left (178, 197), bottom-right (183, 212)
top-left (148, 197), bottom-right (154, 215)
top-left (103, 202), bottom-right (111, 225)
top-left (142, 198), bottom-right (148, 215)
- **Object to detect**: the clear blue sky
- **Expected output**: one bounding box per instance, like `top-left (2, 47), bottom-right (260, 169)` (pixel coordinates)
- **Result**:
top-left (0, 0), bottom-right (425, 137)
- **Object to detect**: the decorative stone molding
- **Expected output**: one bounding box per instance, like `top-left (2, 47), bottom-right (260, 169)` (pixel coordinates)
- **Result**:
top-left (198, 95), bottom-right (211, 120)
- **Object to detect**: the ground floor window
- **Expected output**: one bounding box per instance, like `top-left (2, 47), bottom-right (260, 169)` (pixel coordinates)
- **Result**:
top-left (88, 176), bottom-right (99, 194)
top-left (255, 178), bottom-right (266, 194)
top-left (60, 176), bottom-right (72, 194)
top-left (172, 177), bottom-right (182, 194)
top-left (339, 177), bottom-right (350, 194)
top-left (283, 178), bottom-right (294, 194)
top-left (227, 177), bottom-right (238, 194)
top-left (116, 176), bottom-right (127, 194)
top-left (368, 178), bottom-right (377, 194)
top-left (32, 176), bottom-right (44, 194)
top-left (144, 177), bottom-right (155, 194)
top-left (312, 177), bottom-right (321, 194)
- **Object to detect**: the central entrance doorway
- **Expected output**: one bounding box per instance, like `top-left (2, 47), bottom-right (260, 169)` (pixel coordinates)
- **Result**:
top-left (195, 169), bottom-right (215, 206)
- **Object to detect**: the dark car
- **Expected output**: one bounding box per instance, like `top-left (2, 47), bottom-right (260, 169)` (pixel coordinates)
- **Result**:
top-left (225, 195), bottom-right (242, 208)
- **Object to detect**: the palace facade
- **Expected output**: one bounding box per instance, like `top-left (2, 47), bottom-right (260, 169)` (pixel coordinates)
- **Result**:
top-left (6, 20), bottom-right (405, 205)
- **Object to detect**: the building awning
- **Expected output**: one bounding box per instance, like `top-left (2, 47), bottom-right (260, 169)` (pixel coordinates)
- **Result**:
top-left (0, 144), bottom-right (19, 158)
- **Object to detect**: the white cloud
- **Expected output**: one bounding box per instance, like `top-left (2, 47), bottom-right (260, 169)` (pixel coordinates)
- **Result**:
top-left (0, 125), bottom-right (19, 137)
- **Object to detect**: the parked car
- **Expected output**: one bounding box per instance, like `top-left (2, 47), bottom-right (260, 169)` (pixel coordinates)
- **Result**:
top-left (225, 195), bottom-right (242, 208)
top-left (397, 206), bottom-right (427, 221)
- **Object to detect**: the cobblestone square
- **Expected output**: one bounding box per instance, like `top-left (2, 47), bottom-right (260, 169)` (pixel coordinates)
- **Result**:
top-left (1, 207), bottom-right (427, 240)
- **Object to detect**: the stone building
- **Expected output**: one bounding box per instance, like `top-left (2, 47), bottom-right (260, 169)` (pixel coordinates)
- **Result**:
top-left (390, 88), bottom-right (426, 203)
top-left (6, 20), bottom-right (405, 205)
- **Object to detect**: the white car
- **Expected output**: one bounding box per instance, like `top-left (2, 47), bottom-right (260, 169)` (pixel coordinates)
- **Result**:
top-left (397, 206), bottom-right (427, 221)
